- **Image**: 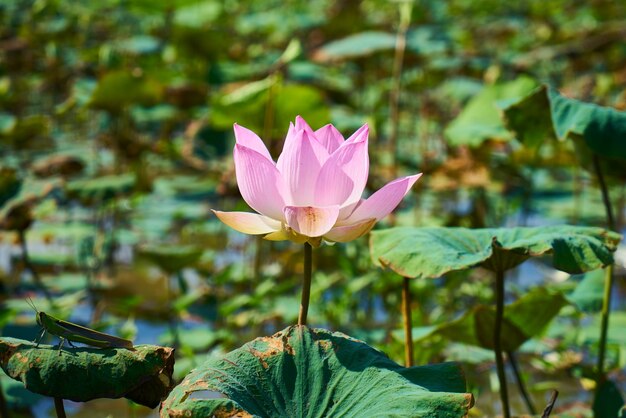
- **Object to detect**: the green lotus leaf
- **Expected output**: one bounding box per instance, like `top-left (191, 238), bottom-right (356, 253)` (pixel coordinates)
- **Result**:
top-left (409, 287), bottom-right (570, 351)
top-left (0, 338), bottom-right (174, 408)
top-left (370, 226), bottom-right (620, 278)
top-left (161, 326), bottom-right (473, 418)
top-left (503, 84), bottom-right (626, 160)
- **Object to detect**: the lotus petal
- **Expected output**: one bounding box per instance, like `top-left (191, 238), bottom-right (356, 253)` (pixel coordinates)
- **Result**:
top-left (284, 205), bottom-right (340, 237)
top-left (212, 210), bottom-right (281, 235)
top-left (346, 174), bottom-right (422, 223)
top-left (234, 145), bottom-right (287, 220)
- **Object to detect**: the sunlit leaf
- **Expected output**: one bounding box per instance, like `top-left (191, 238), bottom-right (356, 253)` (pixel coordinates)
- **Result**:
top-left (161, 326), bottom-right (473, 417)
top-left (370, 226), bottom-right (620, 278)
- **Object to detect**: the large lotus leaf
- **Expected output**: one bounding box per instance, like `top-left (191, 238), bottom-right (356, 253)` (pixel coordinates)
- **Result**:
top-left (444, 76), bottom-right (538, 147)
top-left (161, 326), bottom-right (473, 418)
top-left (409, 287), bottom-right (570, 352)
top-left (0, 338), bottom-right (174, 408)
top-left (503, 85), bottom-right (626, 160)
top-left (370, 226), bottom-right (620, 278)
top-left (138, 244), bottom-right (203, 273)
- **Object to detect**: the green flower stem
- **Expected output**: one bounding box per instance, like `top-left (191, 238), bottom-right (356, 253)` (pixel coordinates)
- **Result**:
top-left (508, 350), bottom-right (536, 415)
top-left (298, 243), bottom-right (313, 326)
top-left (592, 154), bottom-right (615, 384)
top-left (54, 397), bottom-right (67, 418)
top-left (494, 269), bottom-right (510, 418)
top-left (402, 276), bottom-right (414, 367)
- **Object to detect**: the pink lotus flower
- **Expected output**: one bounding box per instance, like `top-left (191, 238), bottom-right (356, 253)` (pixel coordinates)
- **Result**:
top-left (213, 116), bottom-right (421, 246)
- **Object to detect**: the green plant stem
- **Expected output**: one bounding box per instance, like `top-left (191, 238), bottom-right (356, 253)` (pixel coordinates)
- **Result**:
top-left (18, 229), bottom-right (52, 301)
top-left (54, 397), bottom-right (67, 418)
top-left (508, 350), bottom-right (536, 415)
top-left (597, 264), bottom-right (614, 382)
top-left (494, 269), bottom-right (510, 418)
top-left (592, 154), bottom-right (615, 385)
top-left (298, 243), bottom-right (313, 326)
top-left (402, 276), bottom-right (414, 367)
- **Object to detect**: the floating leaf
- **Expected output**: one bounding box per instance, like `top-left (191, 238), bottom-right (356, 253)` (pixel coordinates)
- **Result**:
top-left (370, 226), bottom-right (620, 278)
top-left (161, 326), bottom-right (473, 417)
top-left (503, 84), bottom-right (626, 160)
top-left (410, 287), bottom-right (570, 351)
top-left (0, 338), bottom-right (174, 408)
top-left (444, 76), bottom-right (538, 147)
